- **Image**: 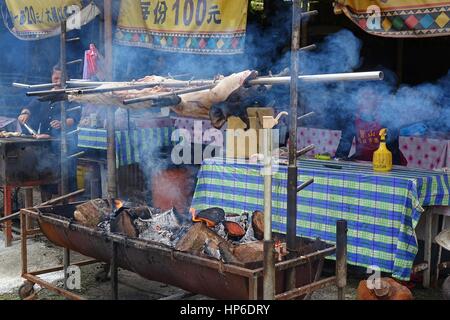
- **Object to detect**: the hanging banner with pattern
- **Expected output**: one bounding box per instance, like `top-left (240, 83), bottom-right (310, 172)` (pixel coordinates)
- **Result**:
top-left (4, 0), bottom-right (83, 39)
top-left (334, 0), bottom-right (450, 37)
top-left (115, 0), bottom-right (248, 54)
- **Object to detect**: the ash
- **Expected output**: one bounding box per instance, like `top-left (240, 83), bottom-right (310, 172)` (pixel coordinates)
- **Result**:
top-left (136, 208), bottom-right (192, 247)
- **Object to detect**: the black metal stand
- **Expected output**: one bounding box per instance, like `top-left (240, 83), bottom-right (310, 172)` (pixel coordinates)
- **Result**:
top-left (336, 220), bottom-right (348, 300)
top-left (111, 241), bottom-right (119, 300)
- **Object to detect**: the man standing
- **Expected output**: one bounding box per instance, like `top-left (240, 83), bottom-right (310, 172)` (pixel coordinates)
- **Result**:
top-left (18, 64), bottom-right (80, 136)
top-left (18, 64), bottom-right (81, 200)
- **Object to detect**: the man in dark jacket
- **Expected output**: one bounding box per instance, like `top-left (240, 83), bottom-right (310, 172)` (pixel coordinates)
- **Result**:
top-left (18, 64), bottom-right (81, 200)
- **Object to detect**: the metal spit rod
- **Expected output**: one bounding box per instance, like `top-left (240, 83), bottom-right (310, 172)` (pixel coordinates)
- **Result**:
top-left (25, 71), bottom-right (383, 100)
top-left (249, 71), bottom-right (383, 85)
top-left (122, 84), bottom-right (216, 105)
top-left (121, 72), bottom-right (382, 105)
top-left (78, 71), bottom-right (383, 87)
top-left (13, 82), bottom-right (60, 89)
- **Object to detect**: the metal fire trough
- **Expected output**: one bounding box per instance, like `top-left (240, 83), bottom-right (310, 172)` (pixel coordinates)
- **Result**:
top-left (20, 203), bottom-right (347, 300)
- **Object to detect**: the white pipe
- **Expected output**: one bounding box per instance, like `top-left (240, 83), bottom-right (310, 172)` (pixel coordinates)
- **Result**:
top-left (249, 71), bottom-right (384, 85)
top-left (263, 128), bottom-right (273, 241)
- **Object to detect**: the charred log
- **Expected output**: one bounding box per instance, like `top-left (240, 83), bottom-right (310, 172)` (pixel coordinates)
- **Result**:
top-left (252, 210), bottom-right (264, 240)
top-left (74, 199), bottom-right (111, 228)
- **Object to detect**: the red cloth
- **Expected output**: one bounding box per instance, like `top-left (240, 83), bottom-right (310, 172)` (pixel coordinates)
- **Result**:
top-left (354, 117), bottom-right (407, 165)
top-left (85, 50), bottom-right (98, 78)
top-left (354, 117), bottom-right (383, 161)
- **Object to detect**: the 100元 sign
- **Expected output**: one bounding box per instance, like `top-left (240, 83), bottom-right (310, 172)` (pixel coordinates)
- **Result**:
top-left (140, 0), bottom-right (222, 26)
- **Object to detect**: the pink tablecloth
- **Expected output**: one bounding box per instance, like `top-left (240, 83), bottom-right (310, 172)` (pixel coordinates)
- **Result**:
top-left (296, 127), bottom-right (342, 156)
top-left (171, 116), bottom-right (224, 146)
top-left (399, 136), bottom-right (449, 170)
top-left (297, 127), bottom-right (450, 170)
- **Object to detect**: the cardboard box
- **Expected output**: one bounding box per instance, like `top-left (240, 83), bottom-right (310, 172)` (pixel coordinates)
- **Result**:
top-left (226, 107), bottom-right (274, 159)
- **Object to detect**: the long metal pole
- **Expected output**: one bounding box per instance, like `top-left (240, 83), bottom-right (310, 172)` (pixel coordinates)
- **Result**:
top-left (60, 22), bottom-right (68, 197)
top-left (286, 0), bottom-right (302, 291)
top-left (104, 0), bottom-right (117, 198)
top-left (26, 72), bottom-right (384, 99)
top-left (111, 241), bottom-right (119, 300)
top-left (60, 21), bottom-right (71, 290)
top-left (263, 126), bottom-right (275, 299)
top-left (336, 220), bottom-right (348, 300)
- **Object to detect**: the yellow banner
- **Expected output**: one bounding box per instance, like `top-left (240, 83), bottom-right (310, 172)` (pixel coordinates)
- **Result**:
top-left (116, 0), bottom-right (248, 54)
top-left (6, 0), bottom-right (82, 35)
top-left (337, 0), bottom-right (450, 12)
top-left (335, 0), bottom-right (450, 37)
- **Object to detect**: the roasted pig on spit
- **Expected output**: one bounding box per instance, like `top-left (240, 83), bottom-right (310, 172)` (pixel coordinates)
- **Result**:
top-left (66, 70), bottom-right (267, 126)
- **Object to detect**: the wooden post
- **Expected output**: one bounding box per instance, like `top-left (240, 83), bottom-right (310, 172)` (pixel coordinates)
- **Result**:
top-left (104, 0), bottom-right (117, 199)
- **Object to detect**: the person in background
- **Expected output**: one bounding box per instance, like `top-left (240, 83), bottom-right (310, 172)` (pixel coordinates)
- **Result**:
top-left (17, 64), bottom-right (81, 200)
top-left (18, 64), bottom-right (80, 136)
top-left (335, 87), bottom-right (407, 165)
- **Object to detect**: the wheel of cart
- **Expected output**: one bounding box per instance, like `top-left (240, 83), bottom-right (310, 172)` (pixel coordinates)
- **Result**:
top-left (18, 280), bottom-right (36, 300)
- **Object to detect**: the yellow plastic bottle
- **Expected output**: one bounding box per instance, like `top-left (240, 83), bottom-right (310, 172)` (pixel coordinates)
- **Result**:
top-left (373, 128), bottom-right (392, 172)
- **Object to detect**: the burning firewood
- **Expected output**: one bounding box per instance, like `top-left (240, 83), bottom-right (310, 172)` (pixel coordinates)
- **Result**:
top-left (190, 207), bottom-right (225, 227)
top-left (223, 221), bottom-right (246, 241)
top-left (218, 242), bottom-right (241, 265)
top-left (111, 211), bottom-right (138, 238)
top-left (127, 206), bottom-right (153, 220)
top-left (175, 222), bottom-right (234, 257)
top-left (232, 241), bottom-right (264, 264)
top-left (251, 210), bottom-right (264, 240)
top-left (136, 208), bottom-right (189, 247)
top-left (74, 199), bottom-right (111, 228)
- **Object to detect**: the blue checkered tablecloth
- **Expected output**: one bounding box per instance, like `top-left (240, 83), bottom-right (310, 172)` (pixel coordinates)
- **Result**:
top-left (78, 127), bottom-right (173, 166)
top-left (191, 158), bottom-right (450, 280)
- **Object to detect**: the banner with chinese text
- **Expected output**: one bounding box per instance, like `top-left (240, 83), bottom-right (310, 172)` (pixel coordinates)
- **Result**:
top-left (115, 0), bottom-right (248, 54)
top-left (335, 0), bottom-right (450, 37)
top-left (5, 0), bottom-right (82, 39)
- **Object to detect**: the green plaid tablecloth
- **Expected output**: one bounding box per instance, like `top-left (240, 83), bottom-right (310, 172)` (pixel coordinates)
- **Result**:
top-left (78, 127), bottom-right (173, 166)
top-left (191, 158), bottom-right (450, 280)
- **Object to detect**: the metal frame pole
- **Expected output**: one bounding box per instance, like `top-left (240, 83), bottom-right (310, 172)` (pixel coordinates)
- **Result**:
top-left (60, 21), bottom-right (71, 290)
top-left (262, 126), bottom-right (275, 299)
top-left (104, 0), bottom-right (117, 199)
top-left (111, 241), bottom-right (119, 300)
top-left (286, 0), bottom-right (302, 290)
top-left (60, 22), bottom-right (69, 197)
top-left (336, 220), bottom-right (348, 300)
